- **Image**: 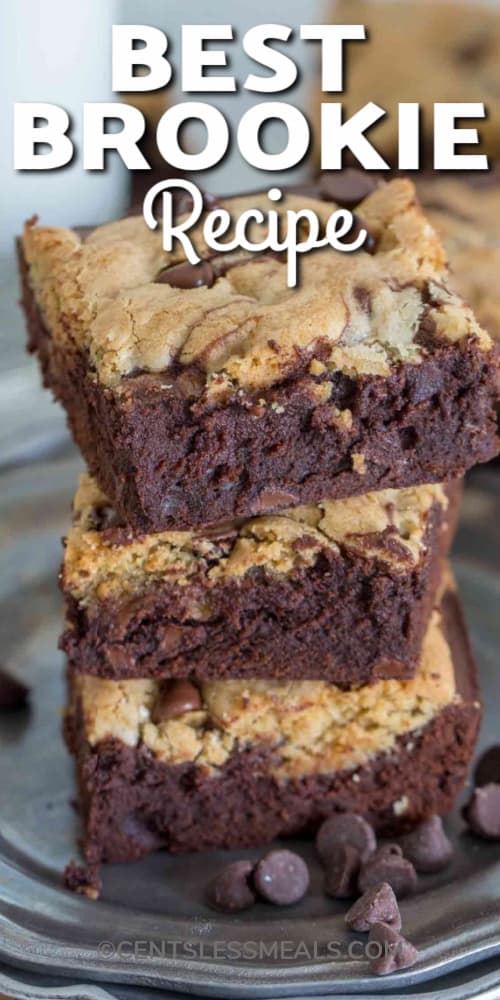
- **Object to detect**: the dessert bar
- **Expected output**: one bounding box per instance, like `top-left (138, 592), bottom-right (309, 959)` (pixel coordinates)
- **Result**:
top-left (61, 475), bottom-right (460, 685)
top-left (20, 177), bottom-right (499, 532)
top-left (65, 583), bottom-right (480, 864)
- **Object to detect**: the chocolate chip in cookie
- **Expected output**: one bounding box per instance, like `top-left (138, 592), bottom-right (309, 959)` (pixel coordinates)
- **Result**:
top-left (156, 259), bottom-right (215, 289)
top-left (64, 861), bottom-right (101, 900)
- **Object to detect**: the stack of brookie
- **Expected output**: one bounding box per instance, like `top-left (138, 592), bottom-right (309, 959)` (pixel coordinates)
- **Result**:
top-left (19, 175), bottom-right (499, 922)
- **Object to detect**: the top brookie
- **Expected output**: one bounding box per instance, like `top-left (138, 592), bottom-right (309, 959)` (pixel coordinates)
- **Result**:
top-left (20, 173), bottom-right (499, 532)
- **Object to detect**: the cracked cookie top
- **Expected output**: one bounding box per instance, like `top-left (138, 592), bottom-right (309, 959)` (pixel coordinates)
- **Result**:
top-left (71, 605), bottom-right (457, 779)
top-left (63, 473), bottom-right (447, 606)
top-left (21, 177), bottom-right (491, 394)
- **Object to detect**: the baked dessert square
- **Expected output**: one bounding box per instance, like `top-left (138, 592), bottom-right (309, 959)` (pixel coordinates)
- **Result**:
top-left (315, 1), bottom-right (500, 166)
top-left (64, 580), bottom-right (480, 864)
top-left (20, 177), bottom-right (499, 531)
top-left (61, 474), bottom-right (460, 685)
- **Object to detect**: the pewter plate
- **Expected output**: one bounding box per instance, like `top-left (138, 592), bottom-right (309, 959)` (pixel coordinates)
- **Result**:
top-left (0, 451), bottom-right (500, 1000)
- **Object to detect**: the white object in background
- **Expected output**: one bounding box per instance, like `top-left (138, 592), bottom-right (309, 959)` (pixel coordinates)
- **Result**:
top-left (0, 0), bottom-right (129, 263)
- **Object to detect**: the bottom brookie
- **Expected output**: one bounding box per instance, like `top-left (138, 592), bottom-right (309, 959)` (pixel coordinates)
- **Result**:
top-left (63, 576), bottom-right (480, 871)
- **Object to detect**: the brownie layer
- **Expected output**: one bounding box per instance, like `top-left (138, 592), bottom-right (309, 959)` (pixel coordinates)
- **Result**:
top-left (65, 589), bottom-right (480, 864)
top-left (20, 180), bottom-right (499, 532)
top-left (61, 477), bottom-right (459, 684)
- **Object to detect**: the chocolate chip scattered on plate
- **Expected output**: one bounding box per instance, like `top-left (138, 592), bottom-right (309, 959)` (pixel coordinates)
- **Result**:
top-left (253, 849), bottom-right (309, 906)
top-left (324, 843), bottom-right (361, 899)
top-left (207, 860), bottom-right (256, 913)
top-left (368, 922), bottom-right (418, 976)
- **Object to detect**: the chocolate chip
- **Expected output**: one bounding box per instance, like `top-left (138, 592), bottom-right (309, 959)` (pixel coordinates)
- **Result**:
top-left (121, 813), bottom-right (165, 853)
top-left (324, 844), bottom-right (361, 899)
top-left (156, 259), bottom-right (214, 289)
top-left (253, 849), bottom-right (309, 906)
top-left (474, 746), bottom-right (500, 787)
top-left (92, 503), bottom-right (121, 531)
top-left (368, 923), bottom-right (418, 976)
top-left (339, 214), bottom-right (376, 254)
top-left (151, 680), bottom-right (202, 723)
top-left (157, 625), bottom-right (186, 656)
top-left (358, 844), bottom-right (417, 898)
top-left (105, 642), bottom-right (130, 673)
top-left (174, 368), bottom-right (206, 399)
top-left (175, 189), bottom-right (221, 216)
top-left (319, 169), bottom-right (378, 208)
top-left (362, 230), bottom-right (376, 255)
top-left (0, 667), bottom-right (29, 711)
top-left (251, 489), bottom-right (299, 515)
top-left (210, 250), bottom-right (282, 279)
top-left (399, 816), bottom-right (453, 874)
top-left (64, 862), bottom-right (102, 901)
top-left (207, 861), bottom-right (256, 913)
top-left (316, 813), bottom-right (376, 866)
top-left (345, 881), bottom-right (401, 932)
top-left (456, 35), bottom-right (492, 65)
top-left (196, 517), bottom-right (244, 541)
top-left (463, 784), bottom-right (500, 840)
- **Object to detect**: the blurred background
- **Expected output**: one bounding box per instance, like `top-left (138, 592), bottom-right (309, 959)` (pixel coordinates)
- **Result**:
top-left (1, 0), bottom-right (500, 464)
